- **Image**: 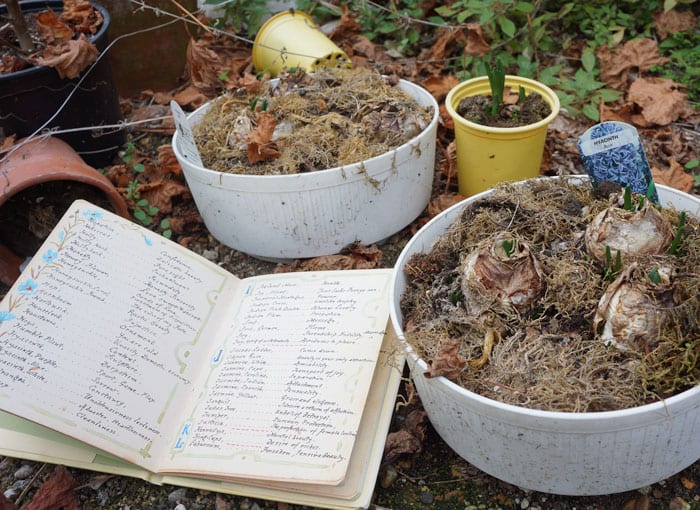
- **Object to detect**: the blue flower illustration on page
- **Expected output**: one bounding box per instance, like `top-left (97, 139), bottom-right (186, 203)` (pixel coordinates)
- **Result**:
top-left (17, 279), bottom-right (39, 296)
top-left (0, 311), bottom-right (15, 322)
top-left (42, 249), bottom-right (59, 264)
top-left (82, 209), bottom-right (103, 221)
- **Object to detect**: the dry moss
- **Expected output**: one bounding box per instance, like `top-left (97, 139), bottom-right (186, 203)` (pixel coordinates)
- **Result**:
top-left (192, 67), bottom-right (433, 175)
top-left (400, 178), bottom-right (700, 412)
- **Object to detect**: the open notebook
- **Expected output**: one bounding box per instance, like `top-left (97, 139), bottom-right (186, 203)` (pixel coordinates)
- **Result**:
top-left (0, 200), bottom-right (404, 509)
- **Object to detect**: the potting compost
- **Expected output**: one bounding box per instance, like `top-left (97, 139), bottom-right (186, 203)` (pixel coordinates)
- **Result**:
top-left (192, 66), bottom-right (433, 175)
top-left (400, 178), bottom-right (700, 412)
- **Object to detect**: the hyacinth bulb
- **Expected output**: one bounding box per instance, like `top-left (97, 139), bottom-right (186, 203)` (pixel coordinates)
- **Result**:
top-left (593, 263), bottom-right (677, 351)
top-left (585, 198), bottom-right (674, 265)
top-left (460, 236), bottom-right (546, 313)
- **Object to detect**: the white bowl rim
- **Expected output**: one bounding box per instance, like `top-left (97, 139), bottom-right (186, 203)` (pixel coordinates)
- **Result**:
top-left (172, 78), bottom-right (439, 181)
top-left (390, 175), bottom-right (700, 421)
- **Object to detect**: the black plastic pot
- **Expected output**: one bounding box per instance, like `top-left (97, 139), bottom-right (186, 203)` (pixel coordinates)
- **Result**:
top-left (0, 0), bottom-right (124, 167)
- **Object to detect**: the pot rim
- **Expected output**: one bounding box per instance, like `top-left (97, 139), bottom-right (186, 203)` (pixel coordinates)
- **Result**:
top-left (445, 74), bottom-right (561, 134)
top-left (390, 175), bottom-right (700, 420)
top-left (171, 78), bottom-right (439, 183)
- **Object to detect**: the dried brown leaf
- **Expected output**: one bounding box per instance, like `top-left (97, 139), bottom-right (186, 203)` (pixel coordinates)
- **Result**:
top-left (465, 22), bottom-right (490, 57)
top-left (23, 465), bottom-right (79, 510)
top-left (651, 159), bottom-right (694, 193)
top-left (328, 4), bottom-right (361, 41)
top-left (104, 164), bottom-right (132, 187)
top-left (173, 85), bottom-right (208, 109)
top-left (35, 8), bottom-right (73, 44)
top-left (425, 338), bottom-right (466, 380)
top-left (31, 34), bottom-right (98, 79)
top-left (247, 112), bottom-right (280, 164)
top-left (628, 77), bottom-right (690, 126)
top-left (140, 179), bottom-right (191, 214)
top-left (653, 9), bottom-right (697, 40)
top-left (275, 243), bottom-right (383, 272)
top-left (157, 144), bottom-right (183, 176)
top-left (427, 193), bottom-right (465, 219)
top-left (598, 38), bottom-right (669, 90)
top-left (59, 0), bottom-right (102, 34)
top-left (421, 74), bottom-right (459, 102)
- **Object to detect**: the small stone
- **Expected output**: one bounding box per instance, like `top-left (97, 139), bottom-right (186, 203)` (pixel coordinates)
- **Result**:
top-left (520, 497), bottom-right (530, 509)
top-left (380, 465), bottom-right (398, 489)
top-left (250, 503), bottom-right (261, 510)
top-left (420, 490), bottom-right (434, 504)
top-left (3, 488), bottom-right (18, 501)
top-left (168, 487), bottom-right (188, 505)
top-left (669, 497), bottom-right (690, 510)
top-left (14, 464), bottom-right (33, 480)
top-left (202, 249), bottom-right (219, 261)
top-left (239, 499), bottom-right (251, 510)
top-left (174, 505), bottom-right (186, 510)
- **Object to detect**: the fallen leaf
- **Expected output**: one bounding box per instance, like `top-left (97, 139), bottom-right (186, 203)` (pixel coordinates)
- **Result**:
top-left (23, 465), bottom-right (79, 510)
top-left (31, 34), bottom-right (98, 79)
top-left (275, 243), bottom-right (383, 272)
top-left (172, 85), bottom-right (208, 109)
top-left (104, 164), bottom-right (132, 187)
top-left (421, 74), bottom-right (459, 102)
top-left (140, 179), bottom-right (191, 214)
top-left (383, 408), bottom-right (427, 464)
top-left (247, 112), bottom-right (280, 164)
top-left (35, 8), bottom-right (73, 44)
top-left (59, 0), bottom-right (102, 34)
top-left (465, 23), bottom-right (490, 56)
top-left (651, 159), bottom-right (694, 193)
top-left (628, 77), bottom-right (691, 126)
top-left (653, 9), bottom-right (697, 39)
top-left (329, 4), bottom-right (361, 41)
top-left (427, 193), bottom-right (464, 219)
top-left (680, 476), bottom-right (696, 490)
top-left (425, 338), bottom-right (466, 380)
top-left (157, 144), bottom-right (183, 176)
top-left (598, 38), bottom-right (669, 90)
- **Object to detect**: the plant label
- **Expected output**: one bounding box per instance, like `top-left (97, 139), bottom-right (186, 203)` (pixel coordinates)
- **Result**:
top-left (171, 101), bottom-right (204, 168)
top-left (577, 121), bottom-right (658, 202)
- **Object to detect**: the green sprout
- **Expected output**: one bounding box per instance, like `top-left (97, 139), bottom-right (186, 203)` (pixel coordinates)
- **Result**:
top-left (668, 211), bottom-right (687, 256)
top-left (604, 245), bottom-right (622, 282)
top-left (485, 59), bottom-right (506, 116)
top-left (502, 238), bottom-right (516, 257)
top-left (648, 266), bottom-right (661, 284)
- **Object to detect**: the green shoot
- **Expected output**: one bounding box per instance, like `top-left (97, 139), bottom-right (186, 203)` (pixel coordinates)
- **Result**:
top-left (645, 180), bottom-right (656, 201)
top-left (623, 186), bottom-right (633, 211)
top-left (648, 266), bottom-right (661, 284)
top-left (449, 290), bottom-right (463, 305)
top-left (485, 60), bottom-right (505, 116)
top-left (502, 238), bottom-right (516, 257)
top-left (518, 85), bottom-right (527, 103)
top-left (668, 211), bottom-right (687, 256)
top-left (604, 246), bottom-right (622, 282)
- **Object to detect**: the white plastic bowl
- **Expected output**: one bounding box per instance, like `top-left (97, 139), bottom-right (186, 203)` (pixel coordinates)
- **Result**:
top-left (389, 176), bottom-right (700, 495)
top-left (172, 79), bottom-right (438, 261)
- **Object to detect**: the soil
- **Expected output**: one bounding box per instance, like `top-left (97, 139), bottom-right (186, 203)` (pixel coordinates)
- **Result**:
top-left (0, 180), bottom-right (116, 258)
top-left (456, 91), bottom-right (551, 127)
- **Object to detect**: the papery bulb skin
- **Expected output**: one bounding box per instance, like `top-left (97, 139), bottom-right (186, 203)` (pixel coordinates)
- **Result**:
top-left (460, 236), bottom-right (546, 314)
top-left (585, 198), bottom-right (674, 265)
top-left (593, 264), bottom-right (677, 351)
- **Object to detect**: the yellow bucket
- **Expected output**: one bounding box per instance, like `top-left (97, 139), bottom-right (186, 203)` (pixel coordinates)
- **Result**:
top-left (252, 10), bottom-right (351, 76)
top-left (445, 75), bottom-right (560, 196)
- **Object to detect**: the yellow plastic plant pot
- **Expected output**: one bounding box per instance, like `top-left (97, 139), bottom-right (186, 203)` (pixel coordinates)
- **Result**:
top-left (252, 10), bottom-right (350, 76)
top-left (445, 75), bottom-right (560, 196)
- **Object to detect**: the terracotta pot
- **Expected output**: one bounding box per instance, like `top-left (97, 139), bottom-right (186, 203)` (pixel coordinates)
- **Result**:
top-left (0, 136), bottom-right (128, 286)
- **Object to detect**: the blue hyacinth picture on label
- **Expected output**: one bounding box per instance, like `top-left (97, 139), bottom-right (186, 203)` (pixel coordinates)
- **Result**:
top-left (577, 121), bottom-right (658, 203)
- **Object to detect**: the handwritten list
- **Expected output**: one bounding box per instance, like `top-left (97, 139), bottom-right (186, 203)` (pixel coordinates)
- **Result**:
top-left (0, 201), bottom-right (392, 484)
top-left (172, 273), bottom-right (389, 483)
